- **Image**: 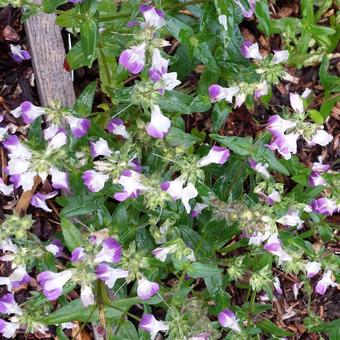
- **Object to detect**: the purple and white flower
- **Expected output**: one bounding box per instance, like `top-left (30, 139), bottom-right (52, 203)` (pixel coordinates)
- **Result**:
top-left (181, 183), bottom-right (198, 214)
top-left (30, 191), bottom-right (58, 212)
top-left (10, 44), bottom-right (31, 63)
top-left (114, 170), bottom-right (147, 201)
top-left (308, 171), bottom-right (326, 187)
top-left (209, 84), bottom-right (239, 103)
top-left (71, 247), bottom-right (86, 263)
top-left (307, 129), bottom-right (333, 147)
top-left (106, 119), bottom-right (129, 139)
top-left (137, 278), bottom-right (159, 300)
top-left (49, 167), bottom-right (69, 191)
top-left (95, 263), bottom-right (129, 289)
top-left (0, 267), bottom-right (31, 291)
top-left (254, 81), bottom-right (269, 99)
top-left (312, 157), bottom-right (330, 173)
top-left (276, 210), bottom-right (303, 229)
top-left (80, 285), bottom-right (94, 307)
top-left (266, 132), bottom-right (299, 160)
top-left (37, 270), bottom-right (73, 300)
top-left (0, 320), bottom-right (20, 339)
top-left (140, 5), bottom-right (165, 29)
top-left (248, 159), bottom-right (270, 179)
top-left (197, 146), bottom-right (230, 167)
top-left (315, 270), bottom-right (337, 295)
top-left (149, 48), bottom-right (169, 82)
top-left (161, 177), bottom-right (185, 201)
top-left (266, 190), bottom-right (281, 205)
top-left (139, 314), bottom-right (169, 340)
top-left (10, 101), bottom-right (45, 124)
top-left (264, 234), bottom-right (292, 263)
top-left (240, 41), bottom-right (262, 60)
top-left (152, 244), bottom-right (177, 262)
top-left (119, 43), bottom-right (146, 74)
top-left (218, 309), bottom-right (241, 333)
top-left (146, 105), bottom-right (171, 139)
top-left (189, 333), bottom-right (211, 340)
top-left (305, 261), bottom-right (321, 278)
top-left (65, 116), bottom-right (90, 138)
top-left (311, 197), bottom-right (338, 216)
top-left (90, 138), bottom-right (112, 158)
top-left (82, 170), bottom-right (109, 193)
top-left (155, 72), bottom-right (181, 93)
top-left (272, 50), bottom-right (289, 64)
top-left (191, 203), bottom-right (209, 218)
top-left (0, 294), bottom-right (22, 315)
top-left (94, 237), bottom-right (122, 264)
top-left (45, 239), bottom-right (64, 257)
top-left (267, 115), bottom-right (296, 137)
top-left (289, 92), bottom-right (304, 114)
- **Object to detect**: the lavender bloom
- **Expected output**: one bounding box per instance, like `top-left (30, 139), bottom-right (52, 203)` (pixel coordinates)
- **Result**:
top-left (82, 170), bottom-right (109, 193)
top-left (312, 157), bottom-right (330, 172)
top-left (140, 5), bottom-right (165, 29)
top-left (66, 116), bottom-right (90, 138)
top-left (189, 333), bottom-right (211, 340)
top-left (50, 167), bottom-right (69, 191)
top-left (71, 247), bottom-right (86, 263)
top-left (209, 84), bottom-right (239, 103)
top-left (315, 270), bottom-right (337, 295)
top-left (266, 190), bottom-right (281, 205)
top-left (240, 41), bottom-right (262, 60)
top-left (0, 294), bottom-right (22, 315)
top-left (31, 191), bottom-right (58, 212)
top-left (266, 133), bottom-right (299, 160)
top-left (90, 138), bottom-right (112, 158)
top-left (80, 285), bottom-right (94, 307)
top-left (308, 171), bottom-right (326, 187)
top-left (289, 93), bottom-right (304, 114)
top-left (139, 314), bottom-right (169, 340)
top-left (306, 261), bottom-right (321, 278)
top-left (218, 309), bottom-right (241, 333)
top-left (10, 101), bottom-right (45, 124)
top-left (94, 237), bottom-right (122, 264)
top-left (106, 119), bottom-right (129, 139)
top-left (272, 50), bottom-right (289, 64)
top-left (95, 263), bottom-right (129, 289)
top-left (37, 270), bottom-right (73, 300)
top-left (114, 170), bottom-right (147, 201)
top-left (146, 105), bottom-right (171, 139)
top-left (149, 48), bottom-right (169, 82)
top-left (191, 203), bottom-right (209, 218)
top-left (0, 320), bottom-right (20, 339)
top-left (137, 278), bottom-right (159, 300)
top-left (264, 234), bottom-right (292, 263)
top-left (161, 177), bottom-right (184, 201)
top-left (248, 159), bottom-right (270, 179)
top-left (267, 115), bottom-right (296, 137)
top-left (45, 239), bottom-right (64, 257)
top-left (10, 44), bottom-right (30, 63)
top-left (119, 43), bottom-right (146, 74)
top-left (197, 146), bottom-right (230, 167)
top-left (276, 210), bottom-right (303, 229)
top-left (0, 266), bottom-right (31, 291)
top-left (311, 197), bottom-right (338, 216)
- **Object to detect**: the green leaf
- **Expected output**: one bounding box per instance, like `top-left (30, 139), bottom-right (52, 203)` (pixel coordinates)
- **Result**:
top-left (211, 101), bottom-right (231, 132)
top-left (156, 90), bottom-right (192, 114)
top-left (60, 217), bottom-right (82, 251)
top-left (256, 319), bottom-right (293, 337)
top-left (80, 20), bottom-right (98, 67)
top-left (74, 81), bottom-right (96, 116)
top-left (210, 134), bottom-right (253, 156)
top-left (187, 262), bottom-right (222, 278)
top-left (260, 148), bottom-right (290, 176)
top-left (166, 128), bottom-right (201, 147)
top-left (43, 297), bottom-right (140, 324)
top-left (42, 0), bottom-right (67, 13)
top-left (111, 320), bottom-right (139, 340)
top-left (255, 1), bottom-right (270, 36)
top-left (189, 95), bottom-right (211, 113)
top-left (66, 42), bottom-right (88, 70)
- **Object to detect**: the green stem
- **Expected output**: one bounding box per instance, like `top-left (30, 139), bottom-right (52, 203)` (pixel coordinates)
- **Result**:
top-left (98, 0), bottom-right (211, 22)
top-left (247, 290), bottom-right (256, 327)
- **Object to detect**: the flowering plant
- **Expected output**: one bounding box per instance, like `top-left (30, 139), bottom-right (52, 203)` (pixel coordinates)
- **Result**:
top-left (0, 0), bottom-right (339, 339)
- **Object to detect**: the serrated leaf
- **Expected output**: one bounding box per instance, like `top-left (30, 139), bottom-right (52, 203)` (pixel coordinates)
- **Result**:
top-left (210, 134), bottom-right (253, 156)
